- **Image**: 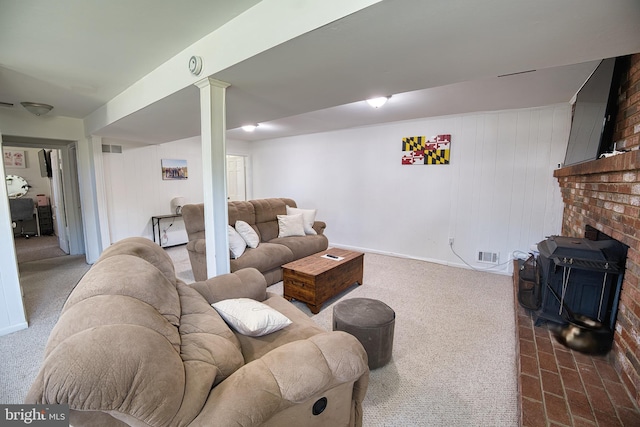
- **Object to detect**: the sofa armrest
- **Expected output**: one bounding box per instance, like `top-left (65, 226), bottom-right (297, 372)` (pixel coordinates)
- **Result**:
top-left (189, 331), bottom-right (369, 426)
top-left (313, 221), bottom-right (326, 235)
top-left (190, 268), bottom-right (267, 304)
top-left (186, 238), bottom-right (206, 254)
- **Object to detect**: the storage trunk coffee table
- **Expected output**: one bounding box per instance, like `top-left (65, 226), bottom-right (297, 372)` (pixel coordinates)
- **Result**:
top-left (282, 249), bottom-right (364, 314)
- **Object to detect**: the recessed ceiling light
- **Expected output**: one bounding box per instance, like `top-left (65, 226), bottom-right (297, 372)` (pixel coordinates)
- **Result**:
top-left (366, 96), bottom-right (391, 108)
top-left (242, 124), bottom-right (258, 132)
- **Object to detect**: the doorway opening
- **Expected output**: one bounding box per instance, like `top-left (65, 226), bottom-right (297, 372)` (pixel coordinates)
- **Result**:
top-left (226, 154), bottom-right (247, 201)
top-left (3, 136), bottom-right (84, 265)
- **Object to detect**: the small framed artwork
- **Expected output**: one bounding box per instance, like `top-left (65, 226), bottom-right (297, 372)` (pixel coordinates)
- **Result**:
top-left (3, 149), bottom-right (26, 168)
top-left (161, 159), bottom-right (188, 180)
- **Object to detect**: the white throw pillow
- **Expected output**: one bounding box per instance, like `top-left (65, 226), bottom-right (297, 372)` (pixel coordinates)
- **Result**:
top-left (228, 225), bottom-right (246, 259)
top-left (212, 298), bottom-right (292, 337)
top-left (277, 214), bottom-right (305, 238)
top-left (235, 220), bottom-right (260, 248)
top-left (286, 206), bottom-right (318, 235)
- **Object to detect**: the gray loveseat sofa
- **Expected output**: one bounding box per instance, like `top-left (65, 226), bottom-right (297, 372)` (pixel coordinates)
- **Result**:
top-left (182, 198), bottom-right (329, 285)
top-left (26, 237), bottom-right (369, 426)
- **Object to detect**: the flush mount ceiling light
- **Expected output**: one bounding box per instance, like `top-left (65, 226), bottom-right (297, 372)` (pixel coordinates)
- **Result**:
top-left (20, 102), bottom-right (53, 116)
top-left (242, 124), bottom-right (258, 132)
top-left (366, 96), bottom-right (391, 108)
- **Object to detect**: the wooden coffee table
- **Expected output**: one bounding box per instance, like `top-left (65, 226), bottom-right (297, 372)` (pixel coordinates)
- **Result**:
top-left (282, 249), bottom-right (364, 314)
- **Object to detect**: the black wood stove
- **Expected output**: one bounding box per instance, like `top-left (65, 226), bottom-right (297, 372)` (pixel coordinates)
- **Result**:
top-left (534, 232), bottom-right (627, 331)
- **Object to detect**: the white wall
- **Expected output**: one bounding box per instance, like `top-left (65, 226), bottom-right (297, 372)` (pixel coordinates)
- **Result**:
top-left (102, 137), bottom-right (200, 246)
top-left (100, 104), bottom-right (570, 275)
top-left (102, 136), bottom-right (251, 246)
top-left (249, 104), bottom-right (571, 274)
top-left (3, 146), bottom-right (52, 201)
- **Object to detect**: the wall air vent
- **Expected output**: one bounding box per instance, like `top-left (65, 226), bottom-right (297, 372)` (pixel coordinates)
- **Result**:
top-left (478, 251), bottom-right (499, 264)
top-left (102, 144), bottom-right (122, 153)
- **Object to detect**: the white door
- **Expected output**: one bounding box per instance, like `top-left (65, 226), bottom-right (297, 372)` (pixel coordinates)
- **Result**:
top-left (50, 149), bottom-right (69, 254)
top-left (226, 155), bottom-right (246, 201)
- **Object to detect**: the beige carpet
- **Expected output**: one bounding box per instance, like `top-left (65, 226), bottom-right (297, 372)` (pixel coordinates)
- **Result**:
top-left (0, 255), bottom-right (90, 403)
top-left (1, 245), bottom-right (518, 426)
top-left (13, 235), bottom-right (67, 264)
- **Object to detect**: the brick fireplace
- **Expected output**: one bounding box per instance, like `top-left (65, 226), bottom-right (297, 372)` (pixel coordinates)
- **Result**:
top-left (554, 53), bottom-right (640, 407)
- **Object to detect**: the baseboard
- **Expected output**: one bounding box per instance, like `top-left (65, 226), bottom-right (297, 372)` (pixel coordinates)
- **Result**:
top-left (329, 242), bottom-right (513, 276)
top-left (0, 321), bottom-right (28, 337)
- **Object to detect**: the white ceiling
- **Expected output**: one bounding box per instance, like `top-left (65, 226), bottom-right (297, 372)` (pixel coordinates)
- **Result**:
top-left (1, 0), bottom-right (640, 144)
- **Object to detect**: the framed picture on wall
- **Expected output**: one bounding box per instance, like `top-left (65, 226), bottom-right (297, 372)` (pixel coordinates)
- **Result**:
top-left (401, 134), bottom-right (451, 165)
top-left (3, 149), bottom-right (26, 168)
top-left (161, 159), bottom-right (188, 180)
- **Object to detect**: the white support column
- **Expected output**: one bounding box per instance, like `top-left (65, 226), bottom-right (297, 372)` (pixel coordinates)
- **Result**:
top-left (196, 77), bottom-right (231, 277)
top-left (75, 136), bottom-right (104, 263)
top-left (90, 136), bottom-right (111, 251)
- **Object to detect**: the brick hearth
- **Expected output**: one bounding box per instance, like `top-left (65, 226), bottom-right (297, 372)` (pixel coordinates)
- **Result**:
top-left (514, 265), bottom-right (640, 426)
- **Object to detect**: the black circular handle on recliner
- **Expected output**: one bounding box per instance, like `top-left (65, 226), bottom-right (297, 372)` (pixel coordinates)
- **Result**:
top-left (312, 397), bottom-right (327, 415)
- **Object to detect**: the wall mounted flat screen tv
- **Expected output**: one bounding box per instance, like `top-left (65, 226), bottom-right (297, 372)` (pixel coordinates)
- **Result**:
top-left (563, 57), bottom-right (624, 167)
top-left (38, 149), bottom-right (52, 178)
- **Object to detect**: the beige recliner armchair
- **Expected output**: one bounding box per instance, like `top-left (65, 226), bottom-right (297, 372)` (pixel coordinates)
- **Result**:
top-left (26, 237), bottom-right (369, 426)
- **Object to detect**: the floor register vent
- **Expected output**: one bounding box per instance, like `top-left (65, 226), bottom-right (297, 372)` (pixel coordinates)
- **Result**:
top-left (477, 251), bottom-right (499, 264)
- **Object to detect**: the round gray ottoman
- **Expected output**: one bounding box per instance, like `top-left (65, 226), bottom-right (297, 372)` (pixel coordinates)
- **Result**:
top-left (333, 298), bottom-right (395, 369)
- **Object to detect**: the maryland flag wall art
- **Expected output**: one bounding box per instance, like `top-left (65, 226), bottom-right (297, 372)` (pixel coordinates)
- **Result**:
top-left (401, 134), bottom-right (451, 165)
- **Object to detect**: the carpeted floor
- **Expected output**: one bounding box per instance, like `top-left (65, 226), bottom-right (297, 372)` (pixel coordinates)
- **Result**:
top-left (13, 235), bottom-right (67, 264)
top-left (0, 255), bottom-right (90, 403)
top-left (271, 252), bottom-right (518, 426)
top-left (1, 245), bottom-right (518, 426)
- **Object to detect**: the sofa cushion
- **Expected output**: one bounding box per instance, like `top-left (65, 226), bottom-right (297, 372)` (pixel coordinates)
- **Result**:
top-left (63, 254), bottom-right (181, 327)
top-left (97, 236), bottom-right (177, 285)
top-left (45, 294), bottom-right (182, 357)
top-left (182, 203), bottom-right (206, 241)
top-left (178, 283), bottom-right (244, 388)
top-left (277, 214), bottom-right (305, 238)
top-left (251, 198), bottom-right (295, 242)
top-left (212, 298), bottom-right (292, 337)
top-left (235, 294), bottom-right (326, 363)
top-left (269, 234), bottom-right (329, 260)
top-left (228, 225), bottom-right (246, 259)
top-left (190, 268), bottom-right (268, 305)
top-left (286, 206), bottom-right (318, 235)
top-left (228, 200), bottom-right (256, 227)
top-left (235, 220), bottom-right (260, 248)
top-left (229, 242), bottom-right (294, 274)
top-left (187, 238), bottom-right (206, 255)
top-left (28, 324), bottom-right (186, 425)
